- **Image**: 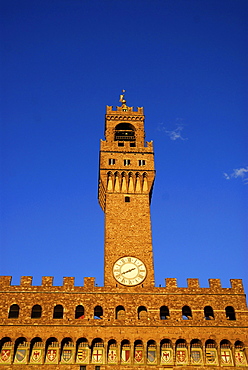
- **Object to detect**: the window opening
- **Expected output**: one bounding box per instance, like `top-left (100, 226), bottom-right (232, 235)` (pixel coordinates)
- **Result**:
top-left (138, 160), bottom-right (146, 166)
top-left (31, 305), bottom-right (42, 319)
top-left (160, 306), bottom-right (169, 320)
top-left (108, 158), bottom-right (115, 165)
top-left (94, 306), bottom-right (103, 319)
top-left (80, 366), bottom-right (86, 370)
top-left (8, 304), bottom-right (19, 319)
top-left (125, 196), bottom-right (130, 202)
top-left (118, 142), bottom-right (124, 147)
top-left (182, 305), bottom-right (192, 320)
top-left (130, 142), bottom-right (136, 147)
top-left (115, 123), bottom-right (135, 141)
top-left (204, 306), bottom-right (214, 320)
top-left (225, 306), bottom-right (236, 320)
top-left (53, 305), bottom-right (63, 319)
top-left (124, 159), bottom-right (130, 166)
top-left (75, 305), bottom-right (85, 319)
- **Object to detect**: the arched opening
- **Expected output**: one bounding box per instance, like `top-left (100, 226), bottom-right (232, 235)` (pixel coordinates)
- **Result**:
top-left (91, 338), bottom-right (104, 364)
top-left (234, 341), bottom-right (247, 366)
top-left (182, 305), bottom-right (192, 320)
top-left (160, 306), bottom-right (169, 320)
top-left (134, 340), bottom-right (144, 363)
top-left (14, 337), bottom-right (28, 363)
top-left (205, 340), bottom-right (218, 364)
top-left (45, 337), bottom-right (59, 363)
top-left (61, 338), bottom-right (73, 362)
top-left (138, 306), bottom-right (147, 319)
top-left (76, 338), bottom-right (89, 362)
top-left (107, 339), bottom-right (117, 363)
top-left (8, 304), bottom-right (19, 319)
top-left (115, 305), bottom-right (125, 319)
top-left (31, 304), bottom-right (42, 319)
top-left (160, 339), bottom-right (172, 364)
top-left (115, 123), bottom-right (135, 142)
top-left (225, 306), bottom-right (236, 320)
top-left (53, 305), bottom-right (63, 319)
top-left (75, 305), bottom-right (85, 319)
top-left (0, 337), bottom-right (12, 353)
top-left (30, 337), bottom-right (42, 363)
top-left (220, 340), bottom-right (233, 365)
top-left (204, 306), bottom-right (214, 320)
top-left (94, 306), bottom-right (103, 319)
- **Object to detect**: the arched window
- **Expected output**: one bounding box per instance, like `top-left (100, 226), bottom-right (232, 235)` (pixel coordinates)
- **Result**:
top-left (160, 339), bottom-right (173, 364)
top-left (45, 337), bottom-right (59, 363)
top-left (138, 306), bottom-right (147, 319)
top-left (160, 305), bottom-right (169, 320)
top-left (182, 305), bottom-right (192, 320)
top-left (94, 305), bottom-right (103, 319)
top-left (107, 339), bottom-right (117, 364)
top-left (75, 305), bottom-right (84, 319)
top-left (147, 340), bottom-right (157, 364)
top-left (115, 123), bottom-right (135, 142)
top-left (53, 305), bottom-right (63, 319)
top-left (8, 304), bottom-right (19, 319)
top-left (204, 306), bottom-right (214, 320)
top-left (121, 340), bottom-right (131, 364)
top-left (191, 339), bottom-right (202, 348)
top-left (115, 305), bottom-right (125, 319)
top-left (134, 340), bottom-right (143, 364)
top-left (91, 338), bottom-right (104, 364)
top-left (31, 305), bottom-right (42, 318)
top-left (0, 337), bottom-right (12, 354)
top-left (225, 306), bottom-right (236, 320)
top-left (14, 337), bottom-right (27, 363)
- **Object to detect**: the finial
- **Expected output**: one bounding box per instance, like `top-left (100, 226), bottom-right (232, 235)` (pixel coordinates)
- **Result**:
top-left (119, 89), bottom-right (127, 111)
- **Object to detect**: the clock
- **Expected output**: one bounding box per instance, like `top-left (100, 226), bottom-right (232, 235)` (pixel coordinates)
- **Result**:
top-left (113, 256), bottom-right (147, 286)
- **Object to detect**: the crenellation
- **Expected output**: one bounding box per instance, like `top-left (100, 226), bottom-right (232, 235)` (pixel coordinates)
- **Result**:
top-left (187, 278), bottom-right (200, 289)
top-left (0, 276), bottom-right (12, 287)
top-left (165, 278), bottom-right (177, 288)
top-left (230, 279), bottom-right (244, 293)
top-left (41, 276), bottom-right (54, 287)
top-left (209, 278), bottom-right (222, 289)
top-left (20, 276), bottom-right (33, 286)
top-left (63, 277), bottom-right (75, 289)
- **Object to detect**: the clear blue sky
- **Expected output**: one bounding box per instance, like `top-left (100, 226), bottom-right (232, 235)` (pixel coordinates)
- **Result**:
top-left (1, 0), bottom-right (247, 293)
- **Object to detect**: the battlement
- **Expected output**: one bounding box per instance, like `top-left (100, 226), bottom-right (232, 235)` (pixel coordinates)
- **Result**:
top-left (0, 276), bottom-right (244, 294)
top-left (106, 105), bottom-right (144, 114)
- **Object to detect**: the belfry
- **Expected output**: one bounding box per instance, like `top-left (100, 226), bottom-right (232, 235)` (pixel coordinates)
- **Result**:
top-left (0, 93), bottom-right (247, 368)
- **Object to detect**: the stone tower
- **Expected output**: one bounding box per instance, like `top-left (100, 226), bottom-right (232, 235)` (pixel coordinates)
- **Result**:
top-left (98, 92), bottom-right (155, 288)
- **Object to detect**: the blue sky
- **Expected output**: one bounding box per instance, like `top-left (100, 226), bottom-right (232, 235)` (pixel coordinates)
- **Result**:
top-left (1, 0), bottom-right (247, 293)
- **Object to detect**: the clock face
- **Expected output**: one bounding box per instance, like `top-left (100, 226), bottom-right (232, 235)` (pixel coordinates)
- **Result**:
top-left (113, 256), bottom-right (147, 286)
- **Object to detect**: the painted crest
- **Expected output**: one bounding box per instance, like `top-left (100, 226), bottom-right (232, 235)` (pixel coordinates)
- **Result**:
top-left (92, 349), bottom-right (103, 363)
top-left (47, 349), bottom-right (57, 362)
top-left (235, 351), bottom-right (247, 365)
top-left (121, 348), bottom-right (130, 362)
top-left (134, 349), bottom-right (143, 363)
top-left (191, 350), bottom-right (201, 363)
top-left (108, 349), bottom-right (117, 363)
top-left (176, 350), bottom-right (186, 363)
top-left (221, 350), bottom-right (231, 364)
top-left (77, 349), bottom-right (88, 363)
top-left (31, 349), bottom-right (42, 362)
top-left (1, 350), bottom-right (11, 362)
top-left (206, 349), bottom-right (217, 363)
top-left (161, 349), bottom-right (172, 363)
top-left (147, 349), bottom-right (156, 363)
top-left (16, 349), bottom-right (26, 362)
top-left (62, 349), bottom-right (72, 362)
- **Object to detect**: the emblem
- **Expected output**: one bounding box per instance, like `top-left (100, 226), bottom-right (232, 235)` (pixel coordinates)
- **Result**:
top-left (77, 349), bottom-right (88, 362)
top-left (235, 351), bottom-right (246, 364)
top-left (47, 349), bottom-right (57, 362)
top-left (121, 348), bottom-right (130, 362)
top-left (191, 350), bottom-right (201, 363)
top-left (31, 349), bottom-right (42, 362)
top-left (206, 350), bottom-right (217, 363)
top-left (92, 349), bottom-right (103, 363)
top-left (16, 349), bottom-right (26, 362)
top-left (1, 350), bottom-right (11, 362)
top-left (62, 350), bottom-right (72, 362)
top-left (135, 349), bottom-right (143, 362)
top-left (176, 350), bottom-right (186, 363)
top-left (148, 349), bottom-right (156, 363)
top-left (108, 349), bottom-right (117, 363)
top-left (221, 351), bottom-right (231, 364)
top-left (161, 350), bottom-right (171, 363)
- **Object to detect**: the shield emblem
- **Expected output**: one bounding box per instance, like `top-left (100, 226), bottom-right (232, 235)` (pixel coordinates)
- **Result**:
top-left (235, 351), bottom-right (245, 364)
top-left (1, 350), bottom-right (11, 362)
top-left (62, 350), bottom-right (72, 362)
top-left (206, 350), bottom-right (216, 363)
top-left (148, 349), bottom-right (156, 363)
top-left (47, 349), bottom-right (57, 362)
top-left (77, 349), bottom-right (88, 362)
top-left (191, 350), bottom-right (201, 363)
top-left (221, 351), bottom-right (231, 364)
top-left (135, 350), bottom-right (143, 362)
top-left (108, 349), bottom-right (117, 363)
top-left (31, 349), bottom-right (42, 362)
top-left (92, 349), bottom-right (103, 363)
top-left (177, 350), bottom-right (186, 363)
top-left (16, 349), bottom-right (26, 362)
top-left (161, 350), bottom-right (171, 363)
top-left (121, 349), bottom-right (130, 362)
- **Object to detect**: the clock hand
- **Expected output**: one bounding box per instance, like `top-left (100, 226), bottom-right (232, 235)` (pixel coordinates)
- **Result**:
top-left (122, 267), bottom-right (136, 275)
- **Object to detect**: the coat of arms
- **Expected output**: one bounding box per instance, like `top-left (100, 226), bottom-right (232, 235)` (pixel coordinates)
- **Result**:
top-left (15, 349), bottom-right (26, 362)
top-left (176, 350), bottom-right (186, 363)
top-left (134, 349), bottom-right (143, 363)
top-left (47, 349), bottom-right (57, 362)
top-left (1, 350), bottom-right (11, 362)
top-left (121, 348), bottom-right (130, 362)
top-left (77, 349), bottom-right (88, 362)
top-left (92, 349), bottom-right (103, 363)
top-left (62, 349), bottom-right (72, 362)
top-left (108, 349), bottom-right (117, 363)
top-left (147, 349), bottom-right (156, 363)
top-left (206, 349), bottom-right (217, 363)
top-left (161, 349), bottom-right (172, 363)
top-left (31, 349), bottom-right (42, 362)
top-left (221, 351), bottom-right (231, 364)
top-left (191, 350), bottom-right (201, 363)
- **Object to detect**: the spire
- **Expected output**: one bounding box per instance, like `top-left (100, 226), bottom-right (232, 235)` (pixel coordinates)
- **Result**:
top-left (119, 89), bottom-right (128, 111)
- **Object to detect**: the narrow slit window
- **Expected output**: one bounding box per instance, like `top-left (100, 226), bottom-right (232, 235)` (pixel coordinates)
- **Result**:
top-left (118, 142), bottom-right (124, 147)
top-left (124, 159), bottom-right (130, 166)
top-left (108, 158), bottom-right (115, 165)
top-left (130, 142), bottom-right (136, 147)
top-left (125, 196), bottom-right (130, 203)
top-left (138, 160), bottom-right (146, 166)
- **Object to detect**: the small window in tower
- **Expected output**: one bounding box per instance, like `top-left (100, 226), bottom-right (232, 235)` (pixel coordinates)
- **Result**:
top-left (80, 366), bottom-right (86, 370)
top-left (124, 159), bottom-right (130, 166)
top-left (138, 160), bottom-right (146, 166)
top-left (125, 196), bottom-right (130, 203)
top-left (118, 142), bottom-right (124, 147)
top-left (130, 142), bottom-right (136, 147)
top-left (95, 367), bottom-right (100, 370)
top-left (109, 158), bottom-right (115, 165)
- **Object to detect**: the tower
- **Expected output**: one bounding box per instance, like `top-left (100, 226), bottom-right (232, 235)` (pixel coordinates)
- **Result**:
top-left (98, 92), bottom-right (155, 287)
